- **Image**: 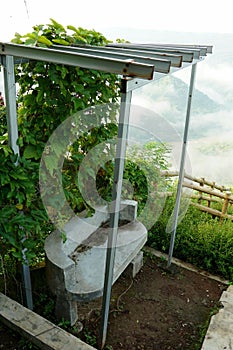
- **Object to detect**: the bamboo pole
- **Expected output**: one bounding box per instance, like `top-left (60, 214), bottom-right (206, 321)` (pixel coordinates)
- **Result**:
top-left (199, 177), bottom-right (204, 204)
top-left (191, 202), bottom-right (233, 221)
top-left (160, 171), bottom-right (228, 192)
top-left (220, 191), bottom-right (231, 222)
top-left (183, 181), bottom-right (233, 201)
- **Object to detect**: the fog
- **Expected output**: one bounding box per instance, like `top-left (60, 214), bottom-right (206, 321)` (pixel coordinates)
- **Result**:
top-left (131, 72), bottom-right (233, 186)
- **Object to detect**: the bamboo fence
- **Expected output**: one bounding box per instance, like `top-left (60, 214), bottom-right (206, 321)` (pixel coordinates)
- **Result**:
top-left (161, 171), bottom-right (233, 221)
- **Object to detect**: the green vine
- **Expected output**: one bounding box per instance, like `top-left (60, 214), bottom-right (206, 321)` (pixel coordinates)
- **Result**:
top-left (0, 20), bottom-right (120, 264)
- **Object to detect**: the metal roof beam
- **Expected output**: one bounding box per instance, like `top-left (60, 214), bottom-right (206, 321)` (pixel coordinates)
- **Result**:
top-left (136, 43), bottom-right (211, 56)
top-left (68, 44), bottom-right (183, 68)
top-left (142, 43), bottom-right (213, 55)
top-left (52, 45), bottom-right (171, 74)
top-left (0, 42), bottom-right (155, 80)
top-left (107, 43), bottom-right (195, 62)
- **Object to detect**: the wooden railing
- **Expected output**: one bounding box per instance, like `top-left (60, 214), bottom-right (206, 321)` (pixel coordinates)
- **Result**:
top-left (161, 171), bottom-right (233, 221)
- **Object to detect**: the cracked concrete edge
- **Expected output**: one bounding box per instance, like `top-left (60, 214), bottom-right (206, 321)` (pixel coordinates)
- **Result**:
top-left (201, 304), bottom-right (233, 350)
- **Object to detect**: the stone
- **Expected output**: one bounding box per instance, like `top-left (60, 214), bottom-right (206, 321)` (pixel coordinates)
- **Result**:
top-left (124, 250), bottom-right (144, 278)
top-left (201, 286), bottom-right (233, 350)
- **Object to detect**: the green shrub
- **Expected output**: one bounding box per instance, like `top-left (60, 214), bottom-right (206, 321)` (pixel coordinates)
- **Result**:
top-left (148, 190), bottom-right (233, 281)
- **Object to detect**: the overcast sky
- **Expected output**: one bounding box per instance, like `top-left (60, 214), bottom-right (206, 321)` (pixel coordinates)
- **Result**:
top-left (1, 0), bottom-right (233, 42)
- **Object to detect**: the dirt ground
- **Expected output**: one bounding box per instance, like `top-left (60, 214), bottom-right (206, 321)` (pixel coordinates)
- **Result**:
top-left (0, 254), bottom-right (227, 350)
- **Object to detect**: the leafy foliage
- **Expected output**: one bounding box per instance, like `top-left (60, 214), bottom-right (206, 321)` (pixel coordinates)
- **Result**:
top-left (0, 20), bottom-right (120, 264)
top-left (0, 106), bottom-right (7, 135)
top-left (13, 19), bottom-right (120, 160)
top-left (96, 141), bottom-right (171, 214)
top-left (148, 192), bottom-right (233, 281)
top-left (0, 136), bottom-right (52, 262)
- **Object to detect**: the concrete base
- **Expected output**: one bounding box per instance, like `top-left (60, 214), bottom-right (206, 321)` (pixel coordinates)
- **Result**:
top-left (55, 295), bottom-right (78, 326)
top-left (124, 251), bottom-right (144, 279)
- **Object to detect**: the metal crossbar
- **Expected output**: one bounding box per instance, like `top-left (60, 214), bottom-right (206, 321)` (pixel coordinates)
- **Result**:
top-left (107, 42), bottom-right (213, 58)
top-left (51, 44), bottom-right (171, 73)
top-left (55, 44), bottom-right (183, 68)
top-left (0, 42), bottom-right (155, 80)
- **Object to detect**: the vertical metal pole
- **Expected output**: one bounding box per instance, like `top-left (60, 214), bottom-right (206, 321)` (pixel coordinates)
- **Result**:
top-left (2, 55), bottom-right (33, 310)
top-left (167, 63), bottom-right (197, 267)
top-left (2, 56), bottom-right (19, 156)
top-left (100, 79), bottom-right (132, 349)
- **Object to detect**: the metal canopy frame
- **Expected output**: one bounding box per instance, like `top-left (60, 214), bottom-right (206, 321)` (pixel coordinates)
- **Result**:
top-left (0, 41), bottom-right (212, 348)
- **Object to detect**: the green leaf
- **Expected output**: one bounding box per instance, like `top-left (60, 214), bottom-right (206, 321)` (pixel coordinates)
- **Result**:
top-left (23, 145), bottom-right (41, 160)
top-left (67, 25), bottom-right (79, 33)
top-left (73, 34), bottom-right (87, 44)
top-left (11, 32), bottom-right (23, 44)
top-left (49, 18), bottom-right (65, 32)
top-left (23, 32), bottom-right (38, 40)
top-left (10, 171), bottom-right (28, 181)
top-left (38, 35), bottom-right (52, 46)
top-left (52, 38), bottom-right (70, 46)
top-left (0, 144), bottom-right (12, 157)
top-left (61, 231), bottom-right (67, 243)
top-left (24, 38), bottom-right (37, 46)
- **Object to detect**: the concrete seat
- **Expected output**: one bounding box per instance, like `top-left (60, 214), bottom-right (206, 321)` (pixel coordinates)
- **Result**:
top-left (45, 200), bottom-right (147, 325)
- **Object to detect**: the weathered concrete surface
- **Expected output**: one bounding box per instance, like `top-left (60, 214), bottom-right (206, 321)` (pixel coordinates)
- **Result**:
top-left (0, 292), bottom-right (96, 350)
top-left (45, 200), bottom-right (147, 325)
top-left (124, 250), bottom-right (144, 278)
top-left (201, 285), bottom-right (233, 350)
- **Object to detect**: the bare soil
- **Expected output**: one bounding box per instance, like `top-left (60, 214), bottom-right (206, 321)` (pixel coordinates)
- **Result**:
top-left (0, 254), bottom-right (227, 350)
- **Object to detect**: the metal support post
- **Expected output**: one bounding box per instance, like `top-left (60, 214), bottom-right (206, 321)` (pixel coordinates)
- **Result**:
top-left (100, 79), bottom-right (132, 349)
top-left (167, 63), bottom-right (197, 267)
top-left (2, 55), bottom-right (19, 156)
top-left (2, 55), bottom-right (33, 310)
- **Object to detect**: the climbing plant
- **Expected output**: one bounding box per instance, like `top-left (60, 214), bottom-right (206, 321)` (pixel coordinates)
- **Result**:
top-left (12, 18), bottom-right (120, 160)
top-left (0, 19), bottom-right (121, 264)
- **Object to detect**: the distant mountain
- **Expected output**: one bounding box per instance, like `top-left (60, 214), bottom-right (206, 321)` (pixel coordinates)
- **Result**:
top-left (138, 74), bottom-right (221, 115)
top-left (132, 75), bottom-right (222, 141)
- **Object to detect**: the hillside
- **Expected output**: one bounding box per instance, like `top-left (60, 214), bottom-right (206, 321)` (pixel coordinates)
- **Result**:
top-left (132, 75), bottom-right (222, 140)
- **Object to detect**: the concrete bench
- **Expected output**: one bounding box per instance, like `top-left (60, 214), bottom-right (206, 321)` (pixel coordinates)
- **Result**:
top-left (45, 200), bottom-right (147, 325)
